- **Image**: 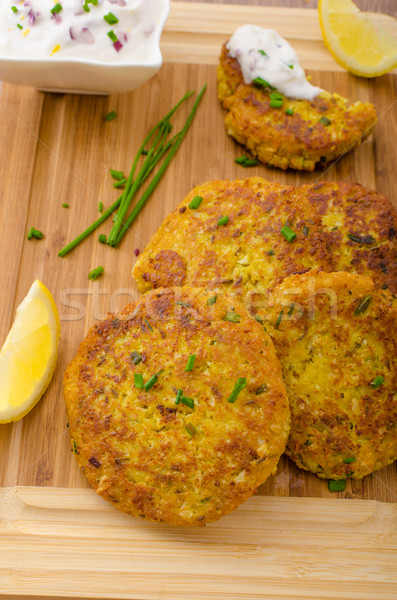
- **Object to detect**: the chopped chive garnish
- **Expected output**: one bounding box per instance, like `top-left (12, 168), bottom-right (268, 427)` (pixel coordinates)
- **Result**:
top-left (267, 249), bottom-right (275, 256)
top-left (185, 354), bottom-right (196, 372)
top-left (343, 457), bottom-right (356, 464)
top-left (185, 422), bottom-right (197, 436)
top-left (113, 178), bottom-right (127, 189)
top-left (51, 3), bottom-right (63, 14)
top-left (319, 116), bottom-right (332, 126)
top-left (370, 375), bottom-right (384, 388)
top-left (188, 195), bottom-right (203, 209)
top-left (175, 389), bottom-right (183, 405)
top-left (253, 76), bottom-right (276, 90)
top-left (27, 227), bottom-right (43, 240)
top-left (347, 233), bottom-right (362, 243)
top-left (269, 91), bottom-right (283, 108)
top-left (88, 266), bottom-right (104, 280)
top-left (223, 311), bottom-right (241, 323)
top-left (109, 169), bottom-right (124, 180)
top-left (217, 215), bottom-right (229, 226)
top-left (72, 439), bottom-right (77, 453)
top-left (228, 377), bottom-right (247, 403)
top-left (285, 108), bottom-right (294, 116)
top-left (207, 295), bottom-right (217, 305)
top-left (243, 159), bottom-right (259, 166)
top-left (354, 295), bottom-right (372, 316)
top-left (328, 480), bottom-right (346, 492)
top-left (104, 12), bottom-right (118, 25)
top-left (62, 203), bottom-right (69, 208)
top-left (181, 396), bottom-right (195, 409)
top-left (11, 6), bottom-right (18, 12)
top-left (275, 310), bottom-right (283, 330)
top-left (175, 301), bottom-right (190, 307)
top-left (235, 155), bottom-right (248, 164)
top-left (143, 372), bottom-right (159, 391)
top-left (98, 233), bottom-right (107, 244)
top-left (255, 314), bottom-right (263, 324)
top-left (255, 384), bottom-right (268, 395)
top-left (288, 302), bottom-right (295, 316)
top-left (17, 23), bottom-right (23, 29)
top-left (258, 49), bottom-right (267, 56)
top-left (134, 373), bottom-right (144, 389)
top-left (105, 110), bottom-right (117, 121)
top-left (145, 318), bottom-right (153, 332)
top-left (131, 351), bottom-right (142, 365)
top-left (107, 30), bottom-right (118, 43)
top-left (98, 201), bottom-right (103, 213)
top-left (302, 225), bottom-right (309, 236)
top-left (281, 225), bottom-right (296, 242)
top-left (59, 87), bottom-right (206, 257)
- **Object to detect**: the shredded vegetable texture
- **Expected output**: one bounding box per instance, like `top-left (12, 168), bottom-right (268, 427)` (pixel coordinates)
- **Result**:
top-left (58, 85), bottom-right (206, 257)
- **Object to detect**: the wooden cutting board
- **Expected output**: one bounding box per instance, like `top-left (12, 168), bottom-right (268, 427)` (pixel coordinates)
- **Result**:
top-left (0, 3), bottom-right (397, 598)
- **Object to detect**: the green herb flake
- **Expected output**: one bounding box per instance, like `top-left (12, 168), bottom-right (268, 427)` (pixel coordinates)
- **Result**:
top-left (281, 225), bottom-right (296, 243)
top-left (98, 201), bottom-right (104, 213)
top-left (258, 49), bottom-right (267, 56)
top-left (143, 372), bottom-right (160, 392)
top-left (269, 91), bottom-right (283, 109)
top-left (328, 480), bottom-right (346, 492)
top-left (370, 375), bottom-right (384, 389)
top-left (145, 318), bottom-right (153, 332)
top-left (185, 422), bottom-right (197, 436)
top-left (319, 116), bottom-right (332, 126)
top-left (134, 373), bottom-right (144, 389)
top-left (343, 457), bottom-right (356, 464)
top-left (11, 6), bottom-right (18, 13)
top-left (288, 302), bottom-right (295, 316)
top-left (62, 203), bottom-right (69, 209)
top-left (175, 389), bottom-right (183, 405)
top-left (98, 233), bottom-right (107, 244)
top-left (51, 3), bottom-right (63, 15)
top-left (113, 178), bottom-right (127, 189)
top-left (105, 110), bottom-right (117, 121)
top-left (17, 23), bottom-right (23, 29)
top-left (131, 351), bottom-right (142, 365)
top-left (267, 249), bottom-right (275, 256)
top-left (285, 108), bottom-right (294, 116)
top-left (235, 155), bottom-right (248, 165)
top-left (223, 311), bottom-right (241, 323)
top-left (88, 266), bottom-right (104, 281)
top-left (275, 310), bottom-right (284, 330)
top-left (175, 301), bottom-right (191, 307)
top-left (107, 30), bottom-right (118, 43)
top-left (217, 215), bottom-right (229, 226)
top-left (254, 384), bottom-right (268, 395)
top-left (27, 227), bottom-right (44, 240)
top-left (181, 396), bottom-right (195, 409)
top-left (207, 295), bottom-right (217, 305)
top-left (109, 169), bottom-right (124, 180)
top-left (72, 440), bottom-right (77, 454)
top-left (243, 159), bottom-right (259, 167)
top-left (104, 11), bottom-right (118, 25)
top-left (253, 76), bottom-right (276, 90)
top-left (302, 225), bottom-right (309, 236)
top-left (354, 294), bottom-right (372, 317)
top-left (188, 195), bottom-right (203, 210)
top-left (185, 354), bottom-right (196, 372)
top-left (228, 377), bottom-right (247, 404)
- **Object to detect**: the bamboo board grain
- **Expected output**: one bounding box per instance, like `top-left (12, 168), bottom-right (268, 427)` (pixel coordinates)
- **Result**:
top-left (1, 486), bottom-right (397, 600)
top-left (0, 3), bottom-right (397, 598)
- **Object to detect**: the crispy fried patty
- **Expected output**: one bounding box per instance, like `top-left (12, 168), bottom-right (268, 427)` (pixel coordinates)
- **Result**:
top-left (64, 287), bottom-right (290, 526)
top-left (217, 43), bottom-right (377, 171)
top-left (261, 271), bottom-right (397, 480)
top-left (132, 177), bottom-right (397, 295)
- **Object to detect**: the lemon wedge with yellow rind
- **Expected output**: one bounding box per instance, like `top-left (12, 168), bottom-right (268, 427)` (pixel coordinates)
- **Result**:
top-left (319, 0), bottom-right (397, 77)
top-left (0, 280), bottom-right (60, 423)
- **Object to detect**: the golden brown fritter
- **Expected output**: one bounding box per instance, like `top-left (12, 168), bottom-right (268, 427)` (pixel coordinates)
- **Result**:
top-left (133, 178), bottom-right (397, 295)
top-left (261, 271), bottom-right (397, 480)
top-left (133, 177), bottom-right (332, 297)
top-left (217, 44), bottom-right (377, 171)
top-left (64, 287), bottom-right (290, 526)
top-left (303, 181), bottom-right (397, 293)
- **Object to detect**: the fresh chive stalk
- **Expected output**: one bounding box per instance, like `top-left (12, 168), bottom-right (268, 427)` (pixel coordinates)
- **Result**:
top-left (134, 373), bottom-right (144, 389)
top-left (109, 169), bottom-right (125, 180)
top-left (175, 389), bottom-right (183, 405)
top-left (88, 266), bottom-right (104, 280)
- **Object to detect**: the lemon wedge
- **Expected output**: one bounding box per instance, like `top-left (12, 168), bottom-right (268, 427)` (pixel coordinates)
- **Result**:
top-left (319, 0), bottom-right (397, 77)
top-left (0, 280), bottom-right (60, 423)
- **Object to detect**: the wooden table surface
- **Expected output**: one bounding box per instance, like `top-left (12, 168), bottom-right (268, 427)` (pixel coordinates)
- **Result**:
top-left (182, 0), bottom-right (396, 15)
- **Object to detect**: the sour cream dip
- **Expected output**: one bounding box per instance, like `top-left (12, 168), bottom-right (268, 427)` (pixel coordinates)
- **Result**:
top-left (0, 0), bottom-right (164, 62)
top-left (227, 25), bottom-right (321, 100)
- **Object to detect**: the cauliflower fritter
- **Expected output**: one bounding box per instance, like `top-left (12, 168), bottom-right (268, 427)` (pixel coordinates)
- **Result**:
top-left (218, 44), bottom-right (377, 171)
top-left (262, 271), bottom-right (397, 480)
top-left (64, 287), bottom-right (290, 526)
top-left (133, 177), bottom-right (332, 297)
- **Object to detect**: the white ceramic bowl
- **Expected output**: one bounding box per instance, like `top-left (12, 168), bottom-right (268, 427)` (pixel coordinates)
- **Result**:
top-left (0, 0), bottom-right (169, 95)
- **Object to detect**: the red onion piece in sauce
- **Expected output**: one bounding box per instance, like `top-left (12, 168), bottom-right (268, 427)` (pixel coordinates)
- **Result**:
top-left (113, 39), bottom-right (123, 52)
top-left (69, 26), bottom-right (95, 44)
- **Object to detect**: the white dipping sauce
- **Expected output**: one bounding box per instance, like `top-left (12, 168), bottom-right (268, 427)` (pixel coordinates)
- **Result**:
top-left (0, 0), bottom-right (164, 62)
top-left (227, 25), bottom-right (321, 100)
